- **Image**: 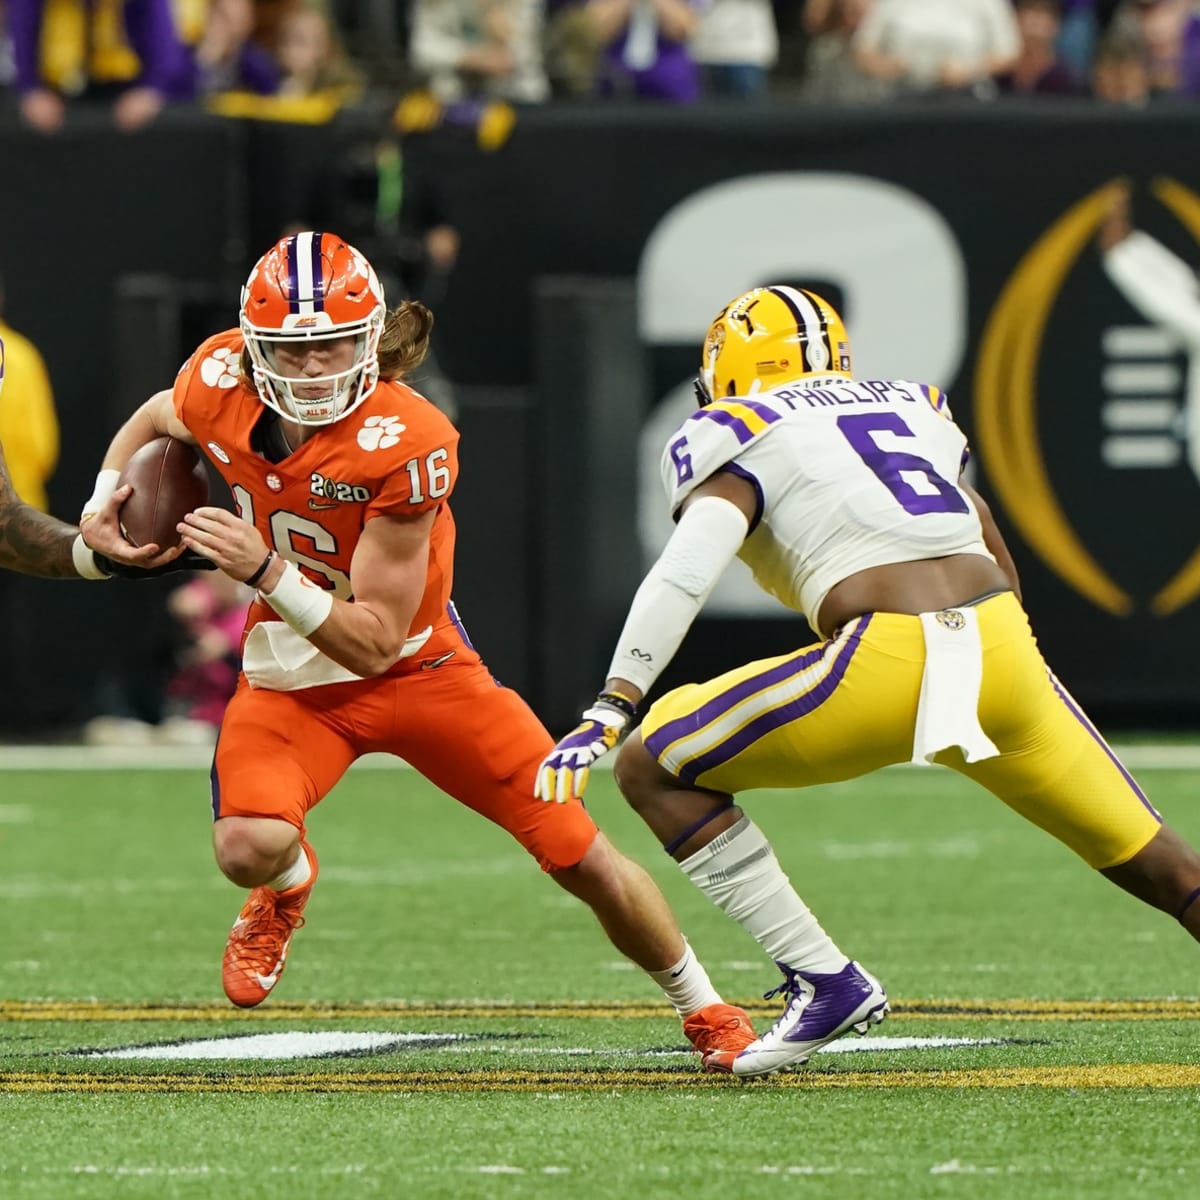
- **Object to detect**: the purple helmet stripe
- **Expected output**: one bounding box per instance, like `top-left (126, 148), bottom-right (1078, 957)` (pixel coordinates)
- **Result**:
top-left (310, 231), bottom-right (326, 310)
top-left (284, 234), bottom-right (301, 313)
top-left (1047, 670), bottom-right (1161, 820)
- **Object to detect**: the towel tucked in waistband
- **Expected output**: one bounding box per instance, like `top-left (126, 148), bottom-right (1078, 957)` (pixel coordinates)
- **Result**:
top-left (242, 620), bottom-right (433, 692)
top-left (910, 606), bottom-right (1000, 765)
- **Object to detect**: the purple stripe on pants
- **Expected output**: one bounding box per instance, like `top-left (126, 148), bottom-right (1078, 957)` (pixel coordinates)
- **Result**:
top-left (1048, 670), bottom-right (1161, 820)
top-left (646, 616), bottom-right (871, 785)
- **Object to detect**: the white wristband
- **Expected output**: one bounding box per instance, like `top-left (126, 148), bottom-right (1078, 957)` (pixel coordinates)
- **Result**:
top-left (261, 559), bottom-right (334, 637)
top-left (81, 469), bottom-right (121, 520)
top-left (71, 534), bottom-right (110, 581)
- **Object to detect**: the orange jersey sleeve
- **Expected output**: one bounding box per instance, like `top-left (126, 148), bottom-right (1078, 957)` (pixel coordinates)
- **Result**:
top-left (356, 380), bottom-right (460, 646)
top-left (360, 381), bottom-right (460, 522)
top-left (173, 329), bottom-right (257, 438)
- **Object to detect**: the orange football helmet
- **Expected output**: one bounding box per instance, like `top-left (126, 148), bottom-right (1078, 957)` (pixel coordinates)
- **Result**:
top-left (239, 231), bottom-right (386, 425)
top-left (695, 285), bottom-right (852, 405)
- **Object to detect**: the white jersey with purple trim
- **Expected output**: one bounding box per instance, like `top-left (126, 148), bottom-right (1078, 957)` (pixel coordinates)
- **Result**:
top-left (658, 376), bottom-right (993, 625)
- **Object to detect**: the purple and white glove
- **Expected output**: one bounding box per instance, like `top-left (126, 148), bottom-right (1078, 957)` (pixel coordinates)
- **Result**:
top-left (535, 692), bottom-right (637, 803)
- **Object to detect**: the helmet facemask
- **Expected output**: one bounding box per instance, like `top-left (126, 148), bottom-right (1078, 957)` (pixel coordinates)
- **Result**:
top-left (240, 309), bottom-right (385, 426)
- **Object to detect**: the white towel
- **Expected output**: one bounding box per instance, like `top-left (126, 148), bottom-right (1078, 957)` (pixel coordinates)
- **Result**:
top-left (910, 607), bottom-right (999, 765)
top-left (242, 621), bottom-right (433, 692)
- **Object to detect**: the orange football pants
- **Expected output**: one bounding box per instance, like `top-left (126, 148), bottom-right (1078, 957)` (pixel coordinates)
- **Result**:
top-left (211, 649), bottom-right (598, 873)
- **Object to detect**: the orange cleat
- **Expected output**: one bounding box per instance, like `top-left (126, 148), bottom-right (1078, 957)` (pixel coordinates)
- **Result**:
top-left (682, 1002), bottom-right (757, 1062)
top-left (221, 842), bottom-right (318, 1008)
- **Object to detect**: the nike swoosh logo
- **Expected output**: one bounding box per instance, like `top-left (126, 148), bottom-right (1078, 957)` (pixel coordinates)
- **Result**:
top-left (309, 500), bottom-right (338, 510)
top-left (254, 943), bottom-right (292, 990)
top-left (670, 967), bottom-right (686, 978)
top-left (419, 651), bottom-right (456, 670)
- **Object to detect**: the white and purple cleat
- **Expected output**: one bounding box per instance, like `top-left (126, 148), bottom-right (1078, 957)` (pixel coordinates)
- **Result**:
top-left (703, 960), bottom-right (889, 1078)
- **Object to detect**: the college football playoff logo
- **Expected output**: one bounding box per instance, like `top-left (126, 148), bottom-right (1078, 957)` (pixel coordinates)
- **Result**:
top-left (976, 177), bottom-right (1200, 619)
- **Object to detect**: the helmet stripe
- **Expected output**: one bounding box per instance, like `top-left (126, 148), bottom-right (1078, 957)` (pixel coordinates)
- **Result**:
top-left (768, 286), bottom-right (831, 373)
top-left (309, 231), bottom-right (326, 311)
top-left (292, 231), bottom-right (318, 316)
top-left (284, 234), bottom-right (301, 314)
top-left (797, 288), bottom-right (834, 372)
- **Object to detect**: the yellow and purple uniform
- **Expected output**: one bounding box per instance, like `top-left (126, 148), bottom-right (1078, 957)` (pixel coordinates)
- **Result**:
top-left (641, 376), bottom-right (1160, 869)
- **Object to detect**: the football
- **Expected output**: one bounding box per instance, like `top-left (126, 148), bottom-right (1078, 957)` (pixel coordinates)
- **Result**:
top-left (117, 437), bottom-right (210, 550)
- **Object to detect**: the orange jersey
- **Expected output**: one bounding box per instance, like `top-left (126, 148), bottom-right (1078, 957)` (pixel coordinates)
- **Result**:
top-left (174, 329), bottom-right (462, 668)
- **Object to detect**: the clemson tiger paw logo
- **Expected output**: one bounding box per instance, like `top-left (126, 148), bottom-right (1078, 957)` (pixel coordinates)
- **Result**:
top-left (357, 415), bottom-right (405, 451)
top-left (200, 348), bottom-right (240, 389)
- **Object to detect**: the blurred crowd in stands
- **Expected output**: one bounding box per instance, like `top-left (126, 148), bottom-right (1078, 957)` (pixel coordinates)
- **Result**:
top-left (0, 0), bottom-right (1197, 133)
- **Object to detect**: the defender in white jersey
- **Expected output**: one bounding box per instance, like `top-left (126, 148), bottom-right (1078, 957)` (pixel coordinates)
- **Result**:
top-left (537, 285), bottom-right (1200, 1078)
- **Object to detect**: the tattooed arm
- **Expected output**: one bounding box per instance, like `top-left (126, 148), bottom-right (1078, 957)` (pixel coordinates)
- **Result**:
top-left (0, 441), bottom-right (79, 578)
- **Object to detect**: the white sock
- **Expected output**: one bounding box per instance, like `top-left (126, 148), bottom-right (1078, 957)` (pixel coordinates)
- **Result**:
top-left (648, 940), bottom-right (722, 1018)
top-left (679, 817), bottom-right (849, 976)
top-left (266, 844), bottom-right (312, 893)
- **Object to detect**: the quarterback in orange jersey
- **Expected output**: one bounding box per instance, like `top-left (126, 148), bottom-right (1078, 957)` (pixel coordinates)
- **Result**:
top-left (79, 231), bottom-right (756, 1061)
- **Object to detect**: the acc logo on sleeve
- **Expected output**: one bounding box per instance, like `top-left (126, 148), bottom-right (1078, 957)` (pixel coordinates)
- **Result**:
top-left (975, 177), bottom-right (1200, 619)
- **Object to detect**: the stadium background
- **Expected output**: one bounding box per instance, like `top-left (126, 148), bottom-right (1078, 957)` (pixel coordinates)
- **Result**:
top-left (1, 98), bottom-right (1198, 734)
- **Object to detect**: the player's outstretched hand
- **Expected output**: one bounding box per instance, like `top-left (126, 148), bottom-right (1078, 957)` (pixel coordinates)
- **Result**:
top-left (535, 697), bottom-right (633, 804)
top-left (81, 483), bottom-right (182, 569)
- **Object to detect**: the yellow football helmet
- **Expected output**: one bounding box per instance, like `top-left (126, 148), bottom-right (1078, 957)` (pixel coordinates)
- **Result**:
top-left (694, 285), bottom-right (852, 405)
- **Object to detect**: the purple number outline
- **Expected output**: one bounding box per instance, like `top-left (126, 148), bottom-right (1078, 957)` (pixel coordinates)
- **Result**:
top-left (836, 412), bottom-right (968, 516)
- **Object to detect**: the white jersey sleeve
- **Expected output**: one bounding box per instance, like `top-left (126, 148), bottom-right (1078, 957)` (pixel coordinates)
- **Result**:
top-left (659, 399), bottom-right (783, 517)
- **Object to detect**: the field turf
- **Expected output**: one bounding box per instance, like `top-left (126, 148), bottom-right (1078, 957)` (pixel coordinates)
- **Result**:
top-left (1, 761), bottom-right (1198, 1198)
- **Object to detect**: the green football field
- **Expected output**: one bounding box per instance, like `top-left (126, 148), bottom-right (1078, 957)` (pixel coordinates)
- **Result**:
top-left (2, 759), bottom-right (1199, 1199)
